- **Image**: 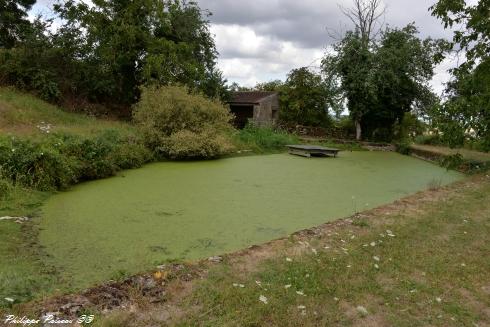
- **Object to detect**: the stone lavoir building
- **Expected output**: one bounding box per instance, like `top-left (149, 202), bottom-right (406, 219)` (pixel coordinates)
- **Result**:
top-left (228, 91), bottom-right (279, 128)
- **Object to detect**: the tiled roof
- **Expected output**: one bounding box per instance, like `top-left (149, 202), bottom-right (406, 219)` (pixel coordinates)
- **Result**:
top-left (229, 91), bottom-right (277, 104)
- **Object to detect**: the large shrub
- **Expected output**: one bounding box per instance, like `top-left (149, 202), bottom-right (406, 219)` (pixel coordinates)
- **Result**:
top-left (133, 86), bottom-right (234, 159)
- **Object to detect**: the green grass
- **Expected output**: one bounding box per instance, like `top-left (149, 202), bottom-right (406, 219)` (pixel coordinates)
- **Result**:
top-left (410, 144), bottom-right (490, 162)
top-left (161, 176), bottom-right (489, 326)
top-left (0, 182), bottom-right (55, 309)
top-left (320, 139), bottom-right (365, 151)
top-left (233, 125), bottom-right (299, 153)
top-left (0, 181), bottom-right (47, 217)
top-left (0, 87), bottom-right (134, 137)
top-left (0, 219), bottom-right (58, 309)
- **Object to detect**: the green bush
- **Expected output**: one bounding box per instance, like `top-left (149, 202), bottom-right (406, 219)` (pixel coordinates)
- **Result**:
top-left (395, 141), bottom-right (412, 155)
top-left (164, 129), bottom-right (234, 159)
top-left (414, 134), bottom-right (441, 145)
top-left (0, 178), bottom-right (13, 200)
top-left (440, 154), bottom-right (464, 170)
top-left (0, 131), bottom-right (152, 191)
top-left (133, 85), bottom-right (234, 159)
top-left (336, 116), bottom-right (356, 137)
top-left (235, 124), bottom-right (298, 152)
top-left (0, 137), bottom-right (77, 190)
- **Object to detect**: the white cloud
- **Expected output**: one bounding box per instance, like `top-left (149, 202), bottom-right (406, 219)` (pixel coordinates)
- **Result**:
top-left (212, 24), bottom-right (324, 86)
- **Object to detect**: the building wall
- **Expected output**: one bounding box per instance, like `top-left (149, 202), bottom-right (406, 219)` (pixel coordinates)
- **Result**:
top-left (253, 94), bottom-right (279, 125)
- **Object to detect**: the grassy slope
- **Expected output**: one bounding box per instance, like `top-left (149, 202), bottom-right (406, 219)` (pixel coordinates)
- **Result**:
top-left (0, 87), bottom-right (134, 137)
top-left (410, 144), bottom-right (490, 162)
top-left (98, 175), bottom-right (490, 327)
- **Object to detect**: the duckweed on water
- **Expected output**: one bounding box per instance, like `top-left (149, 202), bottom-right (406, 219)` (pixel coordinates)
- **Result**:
top-left (40, 152), bottom-right (462, 289)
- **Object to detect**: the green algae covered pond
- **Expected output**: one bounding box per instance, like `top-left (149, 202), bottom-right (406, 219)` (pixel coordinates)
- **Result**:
top-left (40, 152), bottom-right (463, 289)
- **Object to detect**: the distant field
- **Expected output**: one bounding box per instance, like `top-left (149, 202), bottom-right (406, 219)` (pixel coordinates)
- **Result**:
top-left (410, 144), bottom-right (490, 162)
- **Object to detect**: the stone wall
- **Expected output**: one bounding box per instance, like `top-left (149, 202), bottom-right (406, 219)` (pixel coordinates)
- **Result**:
top-left (253, 94), bottom-right (279, 125)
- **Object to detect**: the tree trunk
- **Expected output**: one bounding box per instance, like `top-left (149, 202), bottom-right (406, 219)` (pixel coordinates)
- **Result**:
top-left (355, 119), bottom-right (362, 140)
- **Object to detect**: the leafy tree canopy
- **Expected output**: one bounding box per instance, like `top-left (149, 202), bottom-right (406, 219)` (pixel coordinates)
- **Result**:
top-left (0, 0), bottom-right (36, 48)
top-left (429, 0), bottom-right (490, 151)
top-left (0, 0), bottom-right (226, 112)
top-left (430, 0), bottom-right (489, 70)
top-left (323, 24), bottom-right (443, 141)
top-left (52, 0), bottom-right (226, 105)
top-left (279, 67), bottom-right (336, 127)
top-left (254, 80), bottom-right (284, 92)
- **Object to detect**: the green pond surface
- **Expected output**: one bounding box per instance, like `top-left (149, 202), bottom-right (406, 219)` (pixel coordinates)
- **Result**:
top-left (40, 152), bottom-right (463, 289)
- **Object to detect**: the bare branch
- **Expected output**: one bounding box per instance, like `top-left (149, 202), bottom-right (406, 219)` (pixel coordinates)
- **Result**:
top-left (338, 0), bottom-right (386, 46)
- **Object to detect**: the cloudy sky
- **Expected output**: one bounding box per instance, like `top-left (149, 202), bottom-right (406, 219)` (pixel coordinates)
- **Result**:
top-left (31, 0), bottom-right (457, 93)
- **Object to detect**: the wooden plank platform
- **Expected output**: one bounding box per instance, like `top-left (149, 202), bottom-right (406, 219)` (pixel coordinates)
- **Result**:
top-left (286, 145), bottom-right (340, 158)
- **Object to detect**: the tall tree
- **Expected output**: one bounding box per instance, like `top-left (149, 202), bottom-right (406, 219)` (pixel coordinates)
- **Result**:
top-left (52, 0), bottom-right (226, 105)
top-left (0, 0), bottom-right (36, 48)
top-left (339, 0), bottom-right (385, 48)
top-left (323, 24), bottom-right (443, 141)
top-left (333, 0), bottom-right (385, 139)
top-left (430, 0), bottom-right (489, 71)
top-left (279, 67), bottom-right (334, 127)
top-left (323, 31), bottom-right (377, 139)
top-left (430, 0), bottom-right (490, 150)
top-left (367, 24), bottom-right (442, 140)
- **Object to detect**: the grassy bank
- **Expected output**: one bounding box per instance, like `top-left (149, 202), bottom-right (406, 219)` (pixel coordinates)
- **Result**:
top-left (233, 124), bottom-right (299, 153)
top-left (97, 175), bottom-right (490, 327)
top-left (0, 87), bottom-right (132, 137)
top-left (410, 144), bottom-right (490, 162)
top-left (407, 144), bottom-right (490, 173)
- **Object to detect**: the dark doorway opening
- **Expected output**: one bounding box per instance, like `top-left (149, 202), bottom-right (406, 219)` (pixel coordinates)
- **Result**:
top-left (230, 105), bottom-right (254, 128)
